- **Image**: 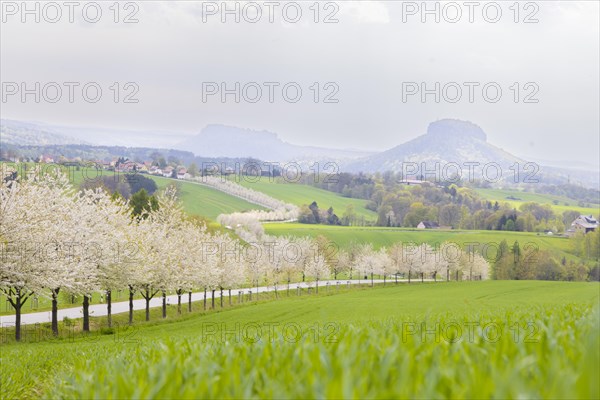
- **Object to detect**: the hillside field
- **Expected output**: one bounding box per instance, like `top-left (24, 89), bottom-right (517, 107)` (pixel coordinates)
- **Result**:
top-left (149, 175), bottom-right (266, 220)
top-left (233, 177), bottom-right (377, 222)
top-left (264, 223), bottom-right (577, 260)
top-left (75, 169), bottom-right (268, 220)
top-left (475, 188), bottom-right (600, 216)
top-left (1, 281), bottom-right (598, 399)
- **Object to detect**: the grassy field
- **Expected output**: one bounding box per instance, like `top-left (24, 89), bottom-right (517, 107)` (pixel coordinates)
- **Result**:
top-left (149, 175), bottom-right (266, 220)
top-left (475, 188), bottom-right (600, 216)
top-left (78, 170), bottom-right (371, 221)
top-left (233, 177), bottom-right (377, 222)
top-left (78, 169), bottom-right (268, 220)
top-left (231, 178), bottom-right (599, 222)
top-left (1, 281), bottom-right (598, 399)
top-left (264, 223), bottom-right (575, 259)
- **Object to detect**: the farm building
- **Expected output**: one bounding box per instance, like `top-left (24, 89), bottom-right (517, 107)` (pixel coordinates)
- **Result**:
top-left (565, 215), bottom-right (598, 236)
top-left (417, 221), bottom-right (440, 229)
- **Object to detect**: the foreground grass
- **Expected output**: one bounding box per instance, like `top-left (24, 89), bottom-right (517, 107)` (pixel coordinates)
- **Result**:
top-left (1, 281), bottom-right (598, 399)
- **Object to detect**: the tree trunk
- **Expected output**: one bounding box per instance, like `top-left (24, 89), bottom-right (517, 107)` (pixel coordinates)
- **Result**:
top-left (15, 301), bottom-right (22, 342)
top-left (8, 289), bottom-right (29, 342)
top-left (82, 295), bottom-right (90, 332)
top-left (395, 273), bottom-right (398, 284)
top-left (384, 275), bottom-right (386, 286)
top-left (421, 273), bottom-right (424, 283)
top-left (211, 289), bottom-right (215, 309)
top-left (145, 291), bottom-right (150, 321)
top-left (177, 290), bottom-right (182, 315)
top-left (51, 288), bottom-right (60, 336)
top-left (229, 289), bottom-right (232, 306)
top-left (447, 268), bottom-right (450, 282)
top-left (162, 290), bottom-right (167, 319)
top-left (203, 289), bottom-right (207, 310)
top-left (371, 272), bottom-right (374, 287)
top-left (128, 287), bottom-right (134, 325)
top-left (107, 290), bottom-right (112, 328)
top-left (408, 270), bottom-right (411, 284)
top-left (220, 289), bottom-right (223, 308)
top-left (456, 270), bottom-right (459, 281)
top-left (188, 291), bottom-right (192, 312)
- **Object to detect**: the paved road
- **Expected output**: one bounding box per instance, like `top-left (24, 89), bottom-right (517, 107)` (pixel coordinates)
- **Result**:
top-left (0, 279), bottom-right (423, 325)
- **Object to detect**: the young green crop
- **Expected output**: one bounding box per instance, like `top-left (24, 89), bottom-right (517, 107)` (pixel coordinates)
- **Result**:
top-left (1, 281), bottom-right (598, 399)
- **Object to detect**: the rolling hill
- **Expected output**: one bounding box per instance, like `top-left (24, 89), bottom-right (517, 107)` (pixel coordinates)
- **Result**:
top-left (146, 175), bottom-right (268, 220)
top-left (4, 118), bottom-right (597, 188)
top-left (233, 177), bottom-right (377, 222)
top-left (344, 119), bottom-right (523, 174)
top-left (0, 119), bottom-right (89, 146)
top-left (175, 124), bottom-right (373, 161)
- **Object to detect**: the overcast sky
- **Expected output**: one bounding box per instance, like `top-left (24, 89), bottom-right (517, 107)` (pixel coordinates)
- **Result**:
top-left (1, 1), bottom-right (599, 166)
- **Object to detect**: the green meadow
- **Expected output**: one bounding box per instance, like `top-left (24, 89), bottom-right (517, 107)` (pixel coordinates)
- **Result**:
top-left (233, 177), bottom-right (377, 221)
top-left (264, 223), bottom-right (576, 259)
top-left (475, 188), bottom-right (600, 216)
top-left (149, 175), bottom-right (266, 220)
top-left (1, 281), bottom-right (598, 399)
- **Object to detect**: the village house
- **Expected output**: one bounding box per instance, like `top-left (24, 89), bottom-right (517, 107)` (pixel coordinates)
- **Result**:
top-left (136, 163), bottom-right (149, 173)
top-left (162, 166), bottom-right (174, 178)
top-left (115, 161), bottom-right (140, 173)
top-left (177, 167), bottom-right (190, 180)
top-left (99, 160), bottom-right (114, 170)
top-left (38, 154), bottom-right (55, 163)
top-left (565, 215), bottom-right (598, 236)
top-left (149, 166), bottom-right (163, 176)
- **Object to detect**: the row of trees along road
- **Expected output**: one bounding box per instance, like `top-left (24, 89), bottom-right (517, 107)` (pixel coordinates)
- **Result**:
top-left (1, 167), bottom-right (489, 341)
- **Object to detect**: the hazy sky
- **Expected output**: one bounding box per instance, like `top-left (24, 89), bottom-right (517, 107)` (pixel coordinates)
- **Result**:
top-left (1, 1), bottom-right (599, 166)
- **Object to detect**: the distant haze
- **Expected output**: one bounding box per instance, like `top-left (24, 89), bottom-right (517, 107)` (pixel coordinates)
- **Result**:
top-left (1, 1), bottom-right (598, 168)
